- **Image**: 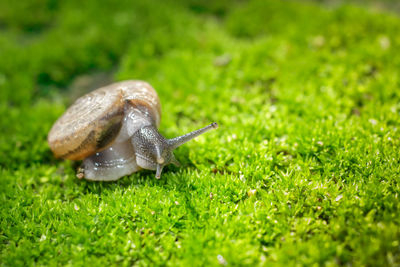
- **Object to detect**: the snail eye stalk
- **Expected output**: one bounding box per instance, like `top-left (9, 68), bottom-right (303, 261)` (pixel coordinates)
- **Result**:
top-left (167, 123), bottom-right (218, 149)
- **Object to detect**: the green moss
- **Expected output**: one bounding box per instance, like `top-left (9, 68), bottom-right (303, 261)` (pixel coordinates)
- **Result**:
top-left (1, 0), bottom-right (400, 265)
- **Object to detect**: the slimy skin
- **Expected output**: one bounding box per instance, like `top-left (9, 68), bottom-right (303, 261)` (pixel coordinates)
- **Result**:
top-left (82, 140), bottom-right (139, 181)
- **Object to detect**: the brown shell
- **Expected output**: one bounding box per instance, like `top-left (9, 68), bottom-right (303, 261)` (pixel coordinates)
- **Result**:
top-left (48, 80), bottom-right (161, 160)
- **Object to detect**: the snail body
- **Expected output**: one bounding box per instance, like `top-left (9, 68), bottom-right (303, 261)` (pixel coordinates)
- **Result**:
top-left (48, 80), bottom-right (218, 181)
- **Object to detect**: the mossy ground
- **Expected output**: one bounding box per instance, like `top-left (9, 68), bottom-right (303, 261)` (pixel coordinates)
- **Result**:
top-left (1, 0), bottom-right (400, 265)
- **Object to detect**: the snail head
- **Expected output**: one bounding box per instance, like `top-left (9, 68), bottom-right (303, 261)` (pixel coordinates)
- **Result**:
top-left (131, 122), bottom-right (218, 178)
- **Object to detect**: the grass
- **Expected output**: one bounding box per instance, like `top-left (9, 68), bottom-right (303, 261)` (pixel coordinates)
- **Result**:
top-left (1, 0), bottom-right (400, 265)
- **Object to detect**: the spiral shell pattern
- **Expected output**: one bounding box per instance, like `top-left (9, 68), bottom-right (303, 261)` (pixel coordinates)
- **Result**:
top-left (48, 80), bottom-right (161, 160)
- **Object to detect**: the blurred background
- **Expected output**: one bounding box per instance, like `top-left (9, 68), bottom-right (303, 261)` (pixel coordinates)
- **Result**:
top-left (0, 0), bottom-right (399, 104)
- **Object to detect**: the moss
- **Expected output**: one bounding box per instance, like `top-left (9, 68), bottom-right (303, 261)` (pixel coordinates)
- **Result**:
top-left (1, 0), bottom-right (400, 265)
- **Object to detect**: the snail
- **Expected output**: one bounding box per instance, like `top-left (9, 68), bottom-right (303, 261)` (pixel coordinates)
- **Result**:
top-left (48, 80), bottom-right (218, 181)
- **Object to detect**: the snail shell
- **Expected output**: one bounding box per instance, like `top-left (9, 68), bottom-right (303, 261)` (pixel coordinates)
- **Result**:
top-left (48, 80), bottom-right (160, 160)
top-left (48, 80), bottom-right (217, 181)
